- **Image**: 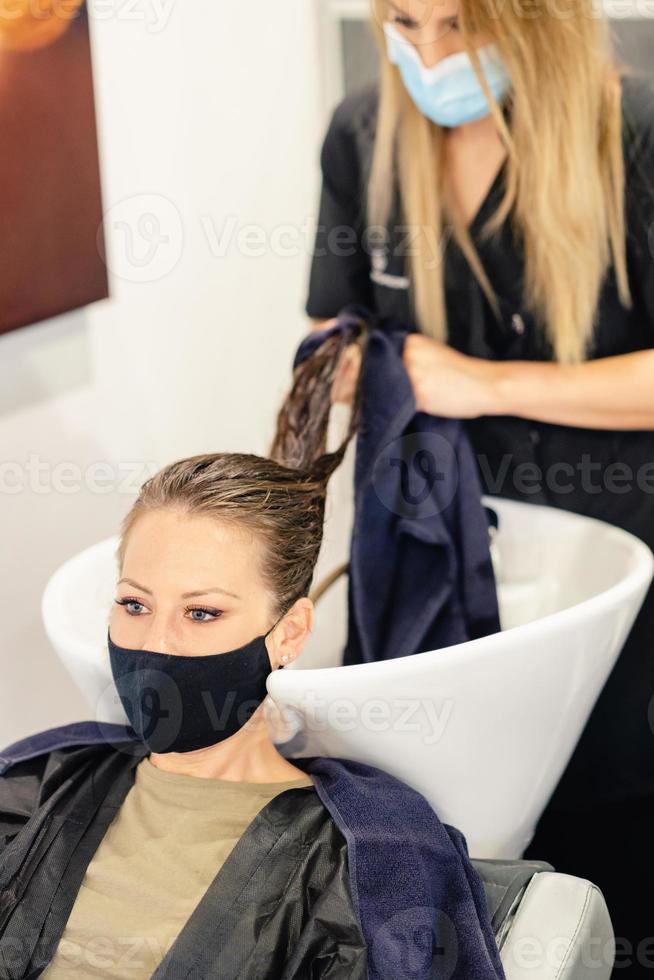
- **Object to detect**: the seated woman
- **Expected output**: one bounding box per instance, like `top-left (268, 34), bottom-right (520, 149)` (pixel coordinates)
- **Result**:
top-left (0, 330), bottom-right (504, 980)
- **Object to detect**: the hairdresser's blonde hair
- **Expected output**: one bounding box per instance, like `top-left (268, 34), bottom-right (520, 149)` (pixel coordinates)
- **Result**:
top-left (368, 0), bottom-right (632, 363)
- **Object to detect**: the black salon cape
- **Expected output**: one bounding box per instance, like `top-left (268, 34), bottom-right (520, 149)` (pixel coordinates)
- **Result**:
top-left (294, 308), bottom-right (501, 666)
top-left (0, 721), bottom-right (505, 980)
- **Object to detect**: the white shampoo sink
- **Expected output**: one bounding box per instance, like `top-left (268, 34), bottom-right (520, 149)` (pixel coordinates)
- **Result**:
top-left (41, 497), bottom-right (653, 858)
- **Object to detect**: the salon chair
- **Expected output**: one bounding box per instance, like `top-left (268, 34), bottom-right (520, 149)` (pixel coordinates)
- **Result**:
top-left (40, 496), bottom-right (654, 978)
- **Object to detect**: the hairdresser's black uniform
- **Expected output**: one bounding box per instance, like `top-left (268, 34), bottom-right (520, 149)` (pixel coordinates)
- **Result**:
top-left (305, 75), bottom-right (654, 975)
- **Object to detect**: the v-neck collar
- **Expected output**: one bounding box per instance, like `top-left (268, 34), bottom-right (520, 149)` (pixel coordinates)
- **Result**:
top-left (459, 95), bottom-right (513, 236)
top-left (468, 154), bottom-right (507, 236)
top-left (151, 785), bottom-right (316, 978)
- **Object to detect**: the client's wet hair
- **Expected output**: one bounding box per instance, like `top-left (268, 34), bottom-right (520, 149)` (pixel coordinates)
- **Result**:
top-left (118, 320), bottom-right (368, 617)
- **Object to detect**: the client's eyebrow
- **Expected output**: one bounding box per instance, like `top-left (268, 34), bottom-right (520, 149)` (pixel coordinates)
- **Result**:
top-left (117, 578), bottom-right (241, 600)
top-left (181, 587), bottom-right (242, 600)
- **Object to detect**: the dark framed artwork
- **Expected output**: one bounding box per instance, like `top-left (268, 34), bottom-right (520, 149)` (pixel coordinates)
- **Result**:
top-left (0, 0), bottom-right (108, 336)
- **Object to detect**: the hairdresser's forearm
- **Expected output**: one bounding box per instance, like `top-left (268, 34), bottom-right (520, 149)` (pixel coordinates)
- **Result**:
top-left (490, 349), bottom-right (654, 429)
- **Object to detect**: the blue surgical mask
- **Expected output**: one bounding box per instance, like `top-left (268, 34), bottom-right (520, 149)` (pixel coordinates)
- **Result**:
top-left (383, 20), bottom-right (511, 128)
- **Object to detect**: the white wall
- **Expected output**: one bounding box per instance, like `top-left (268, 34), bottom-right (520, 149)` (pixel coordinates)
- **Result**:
top-left (87, 0), bottom-right (328, 461)
top-left (0, 309), bottom-right (91, 417)
top-left (0, 384), bottom-right (155, 742)
top-left (0, 0), bottom-right (352, 747)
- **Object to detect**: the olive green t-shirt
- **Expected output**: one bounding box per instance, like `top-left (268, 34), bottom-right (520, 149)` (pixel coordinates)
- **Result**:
top-left (41, 756), bottom-right (314, 979)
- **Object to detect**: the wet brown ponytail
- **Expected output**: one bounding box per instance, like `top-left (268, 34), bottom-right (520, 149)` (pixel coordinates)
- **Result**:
top-left (268, 319), bottom-right (368, 486)
top-left (117, 318), bottom-right (368, 618)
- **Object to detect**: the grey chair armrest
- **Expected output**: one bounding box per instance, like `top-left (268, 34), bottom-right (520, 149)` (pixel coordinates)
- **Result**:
top-left (472, 858), bottom-right (554, 938)
top-left (472, 860), bottom-right (615, 980)
top-left (499, 872), bottom-right (614, 980)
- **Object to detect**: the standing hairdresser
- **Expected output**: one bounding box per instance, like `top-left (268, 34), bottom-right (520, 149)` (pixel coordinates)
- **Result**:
top-left (304, 1), bottom-right (654, 975)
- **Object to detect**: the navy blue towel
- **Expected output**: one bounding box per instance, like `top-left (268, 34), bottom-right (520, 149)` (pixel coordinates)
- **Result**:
top-left (294, 753), bottom-right (506, 980)
top-left (294, 304), bottom-right (501, 665)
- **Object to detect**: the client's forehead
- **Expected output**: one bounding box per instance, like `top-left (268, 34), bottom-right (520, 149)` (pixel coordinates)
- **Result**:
top-left (119, 507), bottom-right (264, 600)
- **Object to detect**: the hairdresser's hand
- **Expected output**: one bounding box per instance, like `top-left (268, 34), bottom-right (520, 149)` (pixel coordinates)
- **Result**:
top-left (331, 344), bottom-right (362, 405)
top-left (310, 317), bottom-right (363, 405)
top-left (402, 334), bottom-right (502, 418)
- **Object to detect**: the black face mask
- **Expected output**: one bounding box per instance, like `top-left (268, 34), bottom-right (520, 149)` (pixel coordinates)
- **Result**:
top-left (107, 619), bottom-right (283, 754)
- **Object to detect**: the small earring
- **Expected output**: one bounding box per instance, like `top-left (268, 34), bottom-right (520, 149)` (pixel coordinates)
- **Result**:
top-left (281, 654), bottom-right (289, 664)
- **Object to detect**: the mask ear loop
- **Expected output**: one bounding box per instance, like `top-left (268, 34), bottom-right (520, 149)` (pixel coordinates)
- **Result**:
top-left (264, 611), bottom-right (288, 669)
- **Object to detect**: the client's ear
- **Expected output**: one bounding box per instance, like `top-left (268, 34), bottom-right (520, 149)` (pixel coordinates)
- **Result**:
top-left (269, 597), bottom-right (313, 669)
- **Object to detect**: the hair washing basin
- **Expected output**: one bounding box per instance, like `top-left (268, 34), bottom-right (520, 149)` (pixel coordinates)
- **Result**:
top-left (270, 496), bottom-right (653, 858)
top-left (41, 496), bottom-right (653, 858)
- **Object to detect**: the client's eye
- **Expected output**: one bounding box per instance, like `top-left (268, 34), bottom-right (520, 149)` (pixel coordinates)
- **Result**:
top-left (114, 597), bottom-right (148, 616)
top-left (185, 605), bottom-right (223, 623)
